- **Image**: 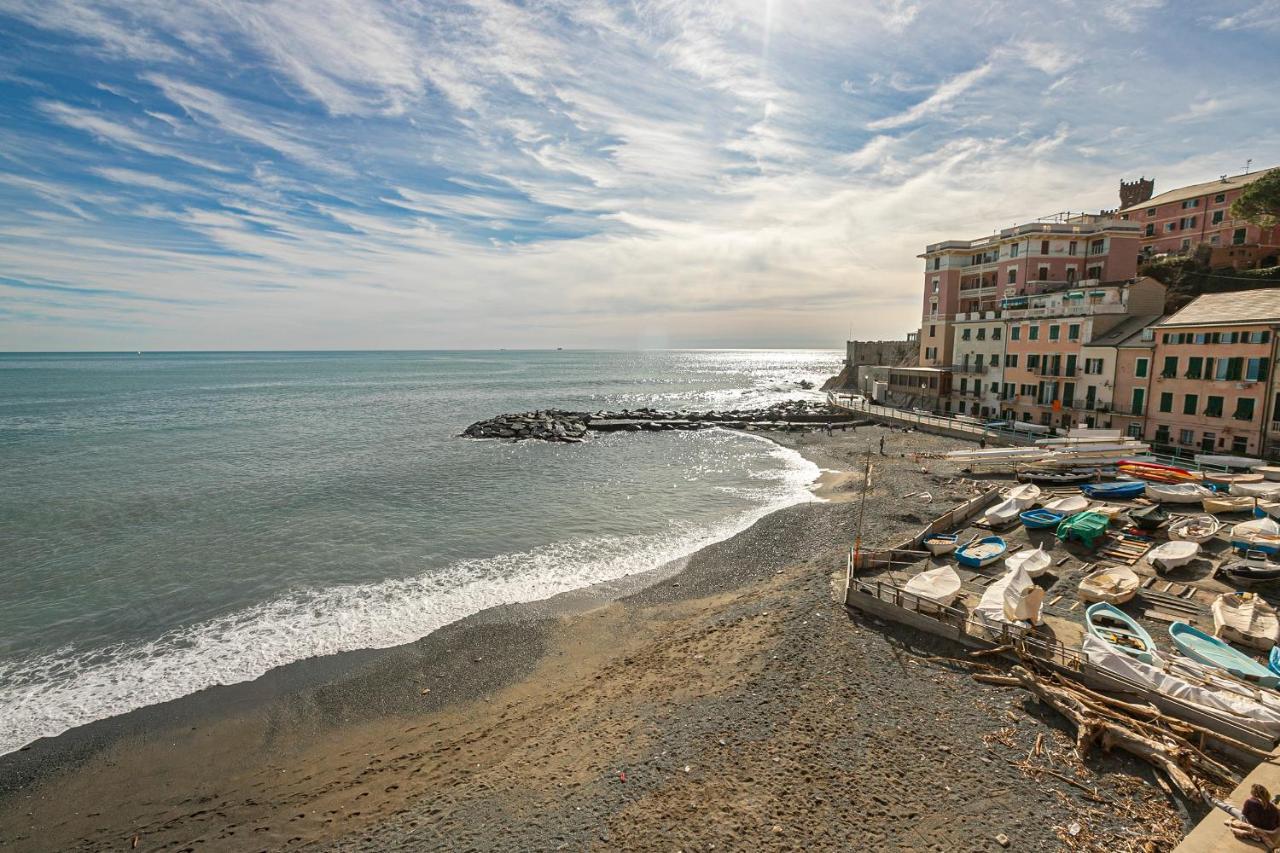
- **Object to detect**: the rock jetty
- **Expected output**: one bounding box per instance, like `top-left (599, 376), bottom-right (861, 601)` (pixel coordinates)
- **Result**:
top-left (461, 400), bottom-right (861, 443)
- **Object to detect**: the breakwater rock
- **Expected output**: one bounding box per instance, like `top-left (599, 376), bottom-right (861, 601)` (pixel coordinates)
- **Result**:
top-left (462, 400), bottom-right (860, 443)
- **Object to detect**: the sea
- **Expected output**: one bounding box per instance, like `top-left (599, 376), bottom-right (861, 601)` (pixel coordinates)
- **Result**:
top-left (0, 349), bottom-right (839, 756)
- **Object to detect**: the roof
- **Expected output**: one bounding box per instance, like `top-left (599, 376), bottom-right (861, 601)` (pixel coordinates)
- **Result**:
top-left (1160, 290), bottom-right (1280, 328)
top-left (1120, 167), bottom-right (1277, 213)
top-left (1084, 314), bottom-right (1164, 347)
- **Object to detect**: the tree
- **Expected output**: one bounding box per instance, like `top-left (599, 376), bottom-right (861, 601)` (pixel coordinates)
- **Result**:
top-left (1230, 169), bottom-right (1280, 227)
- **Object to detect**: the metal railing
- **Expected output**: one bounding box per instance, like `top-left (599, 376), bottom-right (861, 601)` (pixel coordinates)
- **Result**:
top-left (826, 395), bottom-right (1040, 445)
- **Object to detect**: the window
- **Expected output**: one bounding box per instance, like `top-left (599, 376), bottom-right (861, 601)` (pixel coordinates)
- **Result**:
top-left (929, 325), bottom-right (936, 336)
top-left (1049, 325), bottom-right (1061, 341)
top-left (1010, 243), bottom-right (1020, 257)
top-left (1068, 241), bottom-right (1077, 256)
top-left (1247, 357), bottom-right (1268, 382)
top-left (1088, 238), bottom-right (1105, 255)
top-left (1235, 398), bottom-right (1256, 421)
top-left (1087, 265), bottom-right (1102, 279)
top-left (1179, 429), bottom-right (1194, 445)
top-left (1183, 394), bottom-right (1198, 415)
top-left (1066, 354), bottom-right (1077, 376)
top-left (1205, 396), bottom-right (1223, 417)
top-left (1131, 388), bottom-right (1145, 415)
top-left (1135, 357), bottom-right (1148, 378)
top-left (1038, 265), bottom-right (1049, 280)
top-left (1159, 392), bottom-right (1173, 413)
top-left (1146, 208), bottom-right (1157, 217)
top-left (1007, 268), bottom-right (1017, 284)
top-left (977, 328), bottom-right (986, 341)
top-left (1027, 354), bottom-right (1041, 370)
top-left (1215, 193), bottom-right (1225, 204)
top-left (1250, 331), bottom-right (1271, 344)
top-left (1155, 425), bottom-right (1170, 443)
top-left (1234, 228), bottom-right (1247, 245)
top-left (1233, 436), bottom-right (1248, 453)
top-left (1127, 423), bottom-right (1142, 438)
top-left (1005, 354), bottom-right (1018, 368)
top-left (989, 353), bottom-right (1000, 367)
top-left (1068, 323), bottom-right (1080, 341)
top-left (1040, 240), bottom-right (1050, 255)
top-left (1028, 325), bottom-right (1039, 341)
top-left (932, 257), bottom-right (941, 270)
top-left (1202, 432), bottom-right (1216, 452)
top-left (1162, 356), bottom-right (1178, 378)
top-left (1212, 210), bottom-right (1224, 225)
top-left (1145, 223), bottom-right (1155, 236)
top-left (992, 327), bottom-right (1001, 340)
top-left (1010, 325), bottom-right (1021, 341)
top-left (931, 278), bottom-right (939, 292)
top-left (1225, 357), bottom-right (1244, 381)
top-left (961, 328), bottom-right (971, 340)
top-left (1182, 199), bottom-right (1199, 209)
top-left (1186, 356), bottom-right (1203, 379)
top-left (1165, 222), bottom-right (1176, 233)
top-left (1179, 216), bottom-right (1196, 229)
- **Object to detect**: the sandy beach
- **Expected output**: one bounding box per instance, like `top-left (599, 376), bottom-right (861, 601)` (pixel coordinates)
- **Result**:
top-left (0, 425), bottom-right (1188, 852)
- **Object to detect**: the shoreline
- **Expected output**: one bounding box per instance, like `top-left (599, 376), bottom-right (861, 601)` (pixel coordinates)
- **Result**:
top-left (0, 425), bottom-right (1186, 851)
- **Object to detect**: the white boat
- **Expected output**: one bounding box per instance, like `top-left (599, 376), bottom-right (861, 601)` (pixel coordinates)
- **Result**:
top-left (1232, 480), bottom-right (1280, 499)
top-left (1078, 565), bottom-right (1141, 605)
top-left (1258, 500), bottom-right (1280, 522)
top-left (1146, 540), bottom-right (1200, 571)
top-left (982, 497), bottom-right (1022, 527)
top-left (1167, 514), bottom-right (1221, 544)
top-left (1212, 592), bottom-right (1280, 651)
top-left (1146, 483), bottom-right (1212, 504)
top-left (1252, 465), bottom-right (1280, 482)
top-left (975, 565), bottom-right (1045, 628)
top-left (903, 565), bottom-right (963, 607)
top-left (1003, 483), bottom-right (1042, 510)
top-left (1232, 517), bottom-right (1280, 554)
top-left (1203, 494), bottom-right (1256, 514)
top-left (922, 533), bottom-right (959, 556)
top-left (1043, 495), bottom-right (1089, 515)
top-left (1005, 544), bottom-right (1052, 578)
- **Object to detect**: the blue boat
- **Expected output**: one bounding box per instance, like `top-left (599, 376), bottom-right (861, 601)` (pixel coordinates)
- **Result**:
top-left (1086, 602), bottom-right (1156, 664)
top-left (1169, 622), bottom-right (1280, 687)
top-left (1020, 508), bottom-right (1065, 530)
top-left (955, 535), bottom-right (1007, 568)
top-left (1270, 646), bottom-right (1280, 678)
top-left (1080, 480), bottom-right (1145, 500)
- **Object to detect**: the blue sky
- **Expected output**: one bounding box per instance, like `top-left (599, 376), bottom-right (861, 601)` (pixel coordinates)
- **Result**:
top-left (1, 0), bottom-right (1278, 350)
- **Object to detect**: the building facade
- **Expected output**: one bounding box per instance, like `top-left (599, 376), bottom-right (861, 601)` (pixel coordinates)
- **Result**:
top-left (1117, 167), bottom-right (1280, 269)
top-left (1144, 290), bottom-right (1280, 458)
top-left (918, 215), bottom-right (1143, 369)
top-left (1078, 315), bottom-right (1162, 434)
top-left (885, 366), bottom-right (951, 411)
top-left (950, 311), bottom-right (1005, 419)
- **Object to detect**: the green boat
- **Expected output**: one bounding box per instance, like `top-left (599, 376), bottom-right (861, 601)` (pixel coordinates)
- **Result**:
top-left (1056, 511), bottom-right (1110, 548)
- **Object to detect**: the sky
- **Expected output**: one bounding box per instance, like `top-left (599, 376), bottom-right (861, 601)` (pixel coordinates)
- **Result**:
top-left (1, 0), bottom-right (1279, 351)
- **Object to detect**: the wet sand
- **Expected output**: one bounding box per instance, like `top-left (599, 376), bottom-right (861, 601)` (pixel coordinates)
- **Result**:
top-left (0, 426), bottom-right (1186, 851)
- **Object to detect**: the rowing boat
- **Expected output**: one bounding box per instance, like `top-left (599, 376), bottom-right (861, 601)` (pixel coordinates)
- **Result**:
top-left (922, 533), bottom-right (959, 556)
top-left (1081, 480), bottom-right (1145, 500)
top-left (1213, 592), bottom-right (1280, 651)
top-left (1078, 565), bottom-right (1141, 605)
top-left (1003, 483), bottom-right (1041, 509)
top-left (1043, 495), bottom-right (1089, 515)
top-left (1232, 517), bottom-right (1280, 554)
top-left (1146, 540), bottom-right (1199, 572)
top-left (1019, 508), bottom-right (1064, 530)
top-left (903, 565), bottom-right (963, 607)
top-left (1167, 514), bottom-right (1221, 544)
top-left (1085, 602), bottom-right (1156, 664)
top-left (1169, 622), bottom-right (1280, 687)
top-left (1203, 494), bottom-right (1256, 514)
top-left (1231, 480), bottom-right (1280, 498)
top-left (955, 536), bottom-right (1007, 568)
top-left (1146, 482), bottom-right (1213, 504)
top-left (1005, 544), bottom-right (1051, 578)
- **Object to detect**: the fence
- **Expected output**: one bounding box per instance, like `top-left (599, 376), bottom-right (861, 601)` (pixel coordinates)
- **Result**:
top-left (826, 394), bottom-right (1039, 446)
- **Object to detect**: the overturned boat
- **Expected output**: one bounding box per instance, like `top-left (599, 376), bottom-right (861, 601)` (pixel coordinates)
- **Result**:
top-left (1005, 544), bottom-right (1051, 578)
top-left (1043, 495), bottom-right (1089, 515)
top-left (1146, 540), bottom-right (1199, 572)
top-left (1078, 565), bottom-right (1141, 605)
top-left (1147, 482), bottom-right (1213, 504)
top-left (903, 565), bottom-right (963, 608)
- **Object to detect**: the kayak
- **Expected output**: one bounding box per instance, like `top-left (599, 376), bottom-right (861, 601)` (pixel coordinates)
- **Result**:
top-left (1085, 602), bottom-right (1156, 664)
top-left (1169, 622), bottom-right (1280, 687)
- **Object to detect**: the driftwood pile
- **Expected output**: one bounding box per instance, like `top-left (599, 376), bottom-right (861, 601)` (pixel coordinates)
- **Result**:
top-left (974, 664), bottom-right (1253, 801)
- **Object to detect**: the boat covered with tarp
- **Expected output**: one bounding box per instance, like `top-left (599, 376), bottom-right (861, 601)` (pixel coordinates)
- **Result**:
top-left (1081, 480), bottom-right (1145, 500)
top-left (903, 565), bottom-right (963, 607)
top-left (1078, 565), bottom-right (1141, 604)
top-left (1212, 592), bottom-right (1280, 651)
top-left (1056, 511), bottom-right (1111, 548)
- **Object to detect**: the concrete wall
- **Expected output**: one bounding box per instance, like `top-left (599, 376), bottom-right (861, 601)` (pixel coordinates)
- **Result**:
top-left (846, 339), bottom-right (918, 369)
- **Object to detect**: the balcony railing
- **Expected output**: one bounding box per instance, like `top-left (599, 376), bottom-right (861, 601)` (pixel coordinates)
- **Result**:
top-left (948, 363), bottom-right (988, 374)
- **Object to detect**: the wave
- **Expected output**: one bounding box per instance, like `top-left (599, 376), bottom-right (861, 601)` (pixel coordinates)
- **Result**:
top-left (0, 434), bottom-right (819, 757)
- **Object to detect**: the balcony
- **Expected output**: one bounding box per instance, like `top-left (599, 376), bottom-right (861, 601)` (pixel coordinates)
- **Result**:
top-left (948, 363), bottom-right (988, 374)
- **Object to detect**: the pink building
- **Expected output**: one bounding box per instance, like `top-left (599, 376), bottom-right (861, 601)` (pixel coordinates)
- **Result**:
top-left (918, 215), bottom-right (1142, 368)
top-left (1146, 290), bottom-right (1280, 458)
top-left (1117, 167), bottom-right (1280, 270)
top-left (1085, 316), bottom-right (1163, 438)
top-left (998, 278), bottom-right (1166, 429)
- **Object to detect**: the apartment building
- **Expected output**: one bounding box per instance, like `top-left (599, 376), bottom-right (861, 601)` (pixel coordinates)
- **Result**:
top-left (1117, 167), bottom-right (1280, 270)
top-left (917, 215), bottom-right (1142, 369)
top-left (950, 311), bottom-right (1005, 418)
top-left (1145, 290), bottom-right (1280, 457)
top-left (997, 278), bottom-right (1166, 428)
top-left (884, 366), bottom-right (951, 411)
top-left (1086, 316), bottom-right (1163, 438)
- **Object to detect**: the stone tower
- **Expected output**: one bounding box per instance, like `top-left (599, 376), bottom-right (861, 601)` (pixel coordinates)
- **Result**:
top-left (1119, 177), bottom-right (1155, 209)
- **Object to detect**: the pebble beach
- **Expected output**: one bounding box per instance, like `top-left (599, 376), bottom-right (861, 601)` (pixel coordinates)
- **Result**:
top-left (0, 425), bottom-right (1189, 852)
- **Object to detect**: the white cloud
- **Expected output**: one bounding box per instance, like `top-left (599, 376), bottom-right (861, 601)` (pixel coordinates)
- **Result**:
top-left (866, 61), bottom-right (993, 130)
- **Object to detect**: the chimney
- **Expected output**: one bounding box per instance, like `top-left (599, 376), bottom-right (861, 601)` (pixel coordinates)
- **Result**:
top-left (1119, 176), bottom-right (1155, 209)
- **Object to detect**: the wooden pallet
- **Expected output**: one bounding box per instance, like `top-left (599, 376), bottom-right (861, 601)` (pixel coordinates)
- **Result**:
top-left (1096, 532), bottom-right (1153, 565)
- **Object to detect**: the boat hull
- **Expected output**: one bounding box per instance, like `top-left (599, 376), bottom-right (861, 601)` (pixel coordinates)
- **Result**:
top-left (955, 536), bottom-right (1007, 568)
top-left (1169, 622), bottom-right (1280, 687)
top-left (1085, 602), bottom-right (1156, 665)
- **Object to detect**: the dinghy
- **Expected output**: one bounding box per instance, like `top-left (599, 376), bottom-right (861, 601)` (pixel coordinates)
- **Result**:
top-left (1233, 480), bottom-right (1280, 499)
top-left (1147, 482), bottom-right (1212, 504)
top-left (1167, 514), bottom-right (1221, 544)
top-left (903, 565), bottom-right (963, 607)
top-left (1005, 544), bottom-right (1052, 578)
top-left (982, 497), bottom-right (1023, 527)
top-left (1203, 494), bottom-right (1256, 514)
top-left (1043, 495), bottom-right (1089, 515)
top-left (922, 533), bottom-right (959, 556)
top-left (1019, 508), bottom-right (1064, 530)
top-left (1213, 592), bottom-right (1280, 651)
top-left (1085, 602), bottom-right (1156, 664)
top-left (1003, 483), bottom-right (1041, 510)
top-left (1081, 480), bottom-right (1145, 500)
top-left (1169, 622), bottom-right (1280, 687)
top-left (1221, 552), bottom-right (1280, 585)
top-left (1207, 472), bottom-right (1265, 487)
top-left (955, 536), bottom-right (1007, 568)
top-left (974, 565), bottom-right (1044, 628)
top-left (1128, 504), bottom-right (1168, 531)
top-left (1258, 500), bottom-right (1280, 522)
top-left (1146, 540), bottom-right (1199, 572)
top-left (1232, 518), bottom-right (1280, 554)
top-left (1253, 465), bottom-right (1280, 482)
top-left (1078, 565), bottom-right (1141, 604)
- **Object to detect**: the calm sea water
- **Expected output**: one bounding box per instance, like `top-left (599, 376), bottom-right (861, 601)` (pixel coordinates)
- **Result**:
top-left (0, 350), bottom-right (838, 755)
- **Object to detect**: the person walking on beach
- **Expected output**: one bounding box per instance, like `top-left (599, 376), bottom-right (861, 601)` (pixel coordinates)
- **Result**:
top-left (879, 435), bottom-right (885, 456)
top-left (1207, 784), bottom-right (1280, 847)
